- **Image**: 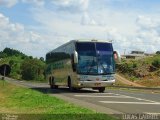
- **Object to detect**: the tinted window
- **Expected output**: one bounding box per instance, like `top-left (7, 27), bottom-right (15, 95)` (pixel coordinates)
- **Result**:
top-left (76, 42), bottom-right (95, 51)
top-left (96, 43), bottom-right (113, 51)
top-left (46, 52), bottom-right (70, 63)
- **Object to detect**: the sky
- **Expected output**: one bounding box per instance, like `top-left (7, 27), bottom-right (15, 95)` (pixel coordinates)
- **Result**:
top-left (0, 0), bottom-right (160, 58)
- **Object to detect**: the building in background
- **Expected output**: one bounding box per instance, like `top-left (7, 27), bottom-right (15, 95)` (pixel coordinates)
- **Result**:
top-left (122, 51), bottom-right (154, 59)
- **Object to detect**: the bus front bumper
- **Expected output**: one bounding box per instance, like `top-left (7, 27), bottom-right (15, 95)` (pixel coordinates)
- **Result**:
top-left (78, 79), bottom-right (115, 88)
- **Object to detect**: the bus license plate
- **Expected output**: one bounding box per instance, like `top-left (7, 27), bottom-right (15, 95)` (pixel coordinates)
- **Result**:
top-left (95, 83), bottom-right (101, 86)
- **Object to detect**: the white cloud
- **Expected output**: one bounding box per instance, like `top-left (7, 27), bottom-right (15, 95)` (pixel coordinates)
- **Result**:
top-left (51, 0), bottom-right (93, 27)
top-left (81, 12), bottom-right (97, 26)
top-left (0, 0), bottom-right (18, 7)
top-left (1, 0), bottom-right (160, 57)
top-left (136, 15), bottom-right (160, 30)
top-left (21, 0), bottom-right (45, 6)
top-left (0, 0), bottom-right (45, 7)
top-left (51, 0), bottom-right (89, 13)
top-left (31, 6), bottom-right (140, 56)
top-left (136, 15), bottom-right (160, 41)
top-left (0, 13), bottom-right (45, 57)
top-left (31, 7), bottom-right (106, 36)
top-left (134, 15), bottom-right (160, 53)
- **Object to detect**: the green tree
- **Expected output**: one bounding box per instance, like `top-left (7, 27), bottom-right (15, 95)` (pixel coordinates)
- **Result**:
top-left (29, 56), bottom-right (33, 59)
top-left (156, 51), bottom-right (160, 55)
top-left (40, 57), bottom-right (44, 61)
top-left (0, 52), bottom-right (7, 58)
top-left (9, 60), bottom-right (14, 66)
top-left (21, 58), bottom-right (45, 81)
top-left (2, 47), bottom-right (28, 58)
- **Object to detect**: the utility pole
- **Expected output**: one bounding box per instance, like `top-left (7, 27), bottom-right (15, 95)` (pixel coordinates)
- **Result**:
top-left (124, 49), bottom-right (126, 55)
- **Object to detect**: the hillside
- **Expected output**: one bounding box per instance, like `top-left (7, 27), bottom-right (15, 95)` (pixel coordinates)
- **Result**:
top-left (0, 48), bottom-right (46, 81)
top-left (117, 54), bottom-right (160, 87)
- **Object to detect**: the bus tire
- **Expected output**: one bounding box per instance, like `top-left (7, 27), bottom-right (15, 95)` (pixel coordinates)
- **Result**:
top-left (54, 85), bottom-right (58, 89)
top-left (50, 85), bottom-right (54, 89)
top-left (68, 77), bottom-right (76, 92)
top-left (50, 76), bottom-right (58, 89)
top-left (98, 87), bottom-right (105, 93)
top-left (49, 77), bottom-right (53, 89)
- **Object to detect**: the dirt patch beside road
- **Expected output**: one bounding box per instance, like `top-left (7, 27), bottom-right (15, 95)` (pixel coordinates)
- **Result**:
top-left (115, 74), bottom-right (144, 87)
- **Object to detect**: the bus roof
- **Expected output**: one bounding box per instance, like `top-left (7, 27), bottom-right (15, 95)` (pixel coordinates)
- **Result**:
top-left (46, 39), bottom-right (112, 54)
top-left (75, 39), bottom-right (112, 43)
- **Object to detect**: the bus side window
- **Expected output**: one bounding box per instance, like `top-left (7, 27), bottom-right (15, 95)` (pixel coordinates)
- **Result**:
top-left (71, 54), bottom-right (76, 72)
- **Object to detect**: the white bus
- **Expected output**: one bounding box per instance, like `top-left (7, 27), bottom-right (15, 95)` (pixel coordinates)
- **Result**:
top-left (46, 39), bottom-right (120, 92)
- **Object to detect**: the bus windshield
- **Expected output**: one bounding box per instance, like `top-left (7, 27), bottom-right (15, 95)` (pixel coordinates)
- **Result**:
top-left (76, 42), bottom-right (115, 75)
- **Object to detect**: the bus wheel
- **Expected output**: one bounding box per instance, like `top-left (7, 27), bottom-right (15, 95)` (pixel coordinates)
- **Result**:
top-left (49, 77), bottom-right (53, 89)
top-left (50, 77), bottom-right (58, 89)
top-left (68, 77), bottom-right (76, 92)
top-left (51, 85), bottom-right (58, 89)
top-left (50, 85), bottom-right (54, 89)
top-left (98, 87), bottom-right (105, 93)
top-left (54, 85), bottom-right (58, 89)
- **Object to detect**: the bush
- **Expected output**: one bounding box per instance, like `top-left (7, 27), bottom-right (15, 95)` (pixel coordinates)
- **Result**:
top-left (9, 60), bottom-right (14, 66)
top-left (21, 59), bottom-right (45, 81)
top-left (116, 61), bottom-right (137, 74)
top-left (156, 70), bottom-right (160, 77)
top-left (10, 72), bottom-right (21, 79)
top-left (152, 59), bottom-right (160, 68)
top-left (130, 76), bottom-right (138, 82)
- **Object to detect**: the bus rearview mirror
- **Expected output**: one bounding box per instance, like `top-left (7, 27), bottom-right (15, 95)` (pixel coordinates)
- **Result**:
top-left (74, 51), bottom-right (78, 64)
top-left (113, 51), bottom-right (121, 63)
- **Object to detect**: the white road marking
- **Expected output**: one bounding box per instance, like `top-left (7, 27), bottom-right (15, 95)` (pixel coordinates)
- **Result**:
top-left (76, 92), bottom-right (158, 102)
top-left (92, 93), bottom-right (117, 95)
top-left (114, 94), bottom-right (158, 103)
top-left (75, 92), bottom-right (159, 104)
top-left (144, 112), bottom-right (160, 115)
top-left (99, 101), bottom-right (160, 105)
top-left (101, 93), bottom-right (159, 103)
top-left (74, 95), bottom-right (131, 98)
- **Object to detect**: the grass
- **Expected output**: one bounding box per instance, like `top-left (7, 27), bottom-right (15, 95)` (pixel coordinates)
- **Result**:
top-left (135, 78), bottom-right (160, 87)
top-left (0, 80), bottom-right (118, 120)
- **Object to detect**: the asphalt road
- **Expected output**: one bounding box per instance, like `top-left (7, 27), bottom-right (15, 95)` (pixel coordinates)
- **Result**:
top-left (4, 77), bottom-right (160, 116)
top-left (45, 88), bottom-right (160, 114)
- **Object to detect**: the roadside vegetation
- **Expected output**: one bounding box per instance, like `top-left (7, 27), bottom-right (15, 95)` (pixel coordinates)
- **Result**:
top-left (0, 81), bottom-right (117, 120)
top-left (116, 53), bottom-right (160, 87)
top-left (0, 48), bottom-right (46, 81)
